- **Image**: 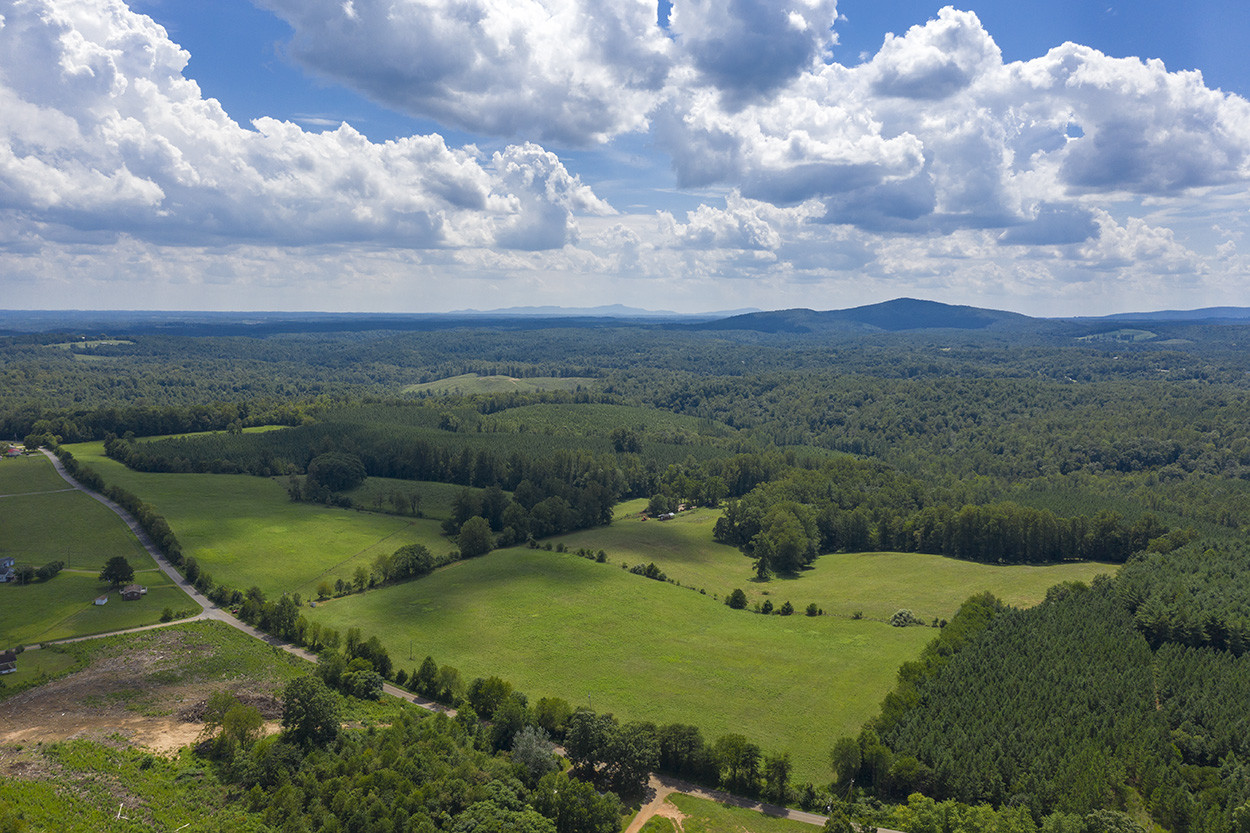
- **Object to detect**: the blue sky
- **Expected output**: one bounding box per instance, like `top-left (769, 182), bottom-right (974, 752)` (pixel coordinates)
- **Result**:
top-left (3, 0), bottom-right (1250, 315)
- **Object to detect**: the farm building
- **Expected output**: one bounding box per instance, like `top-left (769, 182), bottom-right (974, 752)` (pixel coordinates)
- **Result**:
top-left (0, 651), bottom-right (16, 674)
top-left (94, 595), bottom-right (108, 605)
top-left (121, 584), bottom-right (147, 601)
top-left (0, 557), bottom-right (13, 583)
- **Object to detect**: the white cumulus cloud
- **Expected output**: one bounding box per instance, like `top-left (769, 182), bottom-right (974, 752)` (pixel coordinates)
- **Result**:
top-left (0, 0), bottom-right (612, 250)
top-left (256, 0), bottom-right (674, 146)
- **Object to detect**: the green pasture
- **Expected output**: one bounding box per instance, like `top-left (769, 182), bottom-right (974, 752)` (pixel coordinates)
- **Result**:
top-left (402, 373), bottom-right (597, 395)
top-left (47, 339), bottom-right (135, 349)
top-left (661, 793), bottom-right (817, 833)
top-left (64, 442), bottom-right (455, 597)
top-left (0, 452), bottom-right (72, 494)
top-left (0, 453), bottom-right (176, 646)
top-left (1, 571), bottom-right (185, 646)
top-left (555, 501), bottom-right (1116, 621)
top-left (0, 645), bottom-right (79, 695)
top-left (0, 489), bottom-right (151, 571)
top-left (306, 546), bottom-right (932, 784)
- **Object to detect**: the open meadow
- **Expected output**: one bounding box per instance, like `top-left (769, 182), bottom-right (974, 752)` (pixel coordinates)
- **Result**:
top-left (56, 439), bottom-right (1117, 787)
top-left (647, 793), bottom-right (820, 833)
top-left (64, 442), bottom-right (454, 598)
top-left (556, 500), bottom-right (1116, 620)
top-left (0, 454), bottom-right (176, 646)
top-left (306, 545), bottom-right (934, 784)
top-left (402, 373), bottom-right (597, 395)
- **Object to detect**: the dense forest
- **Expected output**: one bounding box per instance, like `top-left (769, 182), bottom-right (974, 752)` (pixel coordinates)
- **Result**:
top-left (7, 308), bottom-right (1250, 832)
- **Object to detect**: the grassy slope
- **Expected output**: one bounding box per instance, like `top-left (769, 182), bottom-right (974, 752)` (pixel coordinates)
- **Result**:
top-left (402, 373), bottom-right (597, 394)
top-left (64, 442), bottom-right (452, 597)
top-left (556, 500), bottom-right (1116, 621)
top-left (665, 793), bottom-right (817, 832)
top-left (306, 546), bottom-right (933, 784)
top-left (0, 454), bottom-right (176, 646)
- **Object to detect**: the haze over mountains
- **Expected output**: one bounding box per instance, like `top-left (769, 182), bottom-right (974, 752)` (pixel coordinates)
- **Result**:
top-left (2, 298), bottom-right (1249, 337)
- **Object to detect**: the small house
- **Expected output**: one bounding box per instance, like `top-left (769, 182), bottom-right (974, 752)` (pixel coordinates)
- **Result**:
top-left (0, 651), bottom-right (16, 674)
top-left (94, 595), bottom-right (109, 605)
top-left (0, 557), bottom-right (14, 583)
top-left (121, 584), bottom-right (146, 601)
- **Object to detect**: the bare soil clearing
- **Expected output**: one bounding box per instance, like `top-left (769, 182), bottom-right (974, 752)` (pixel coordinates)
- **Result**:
top-left (0, 630), bottom-right (282, 760)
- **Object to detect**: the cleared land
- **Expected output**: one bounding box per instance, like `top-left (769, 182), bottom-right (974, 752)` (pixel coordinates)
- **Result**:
top-left (63, 442), bottom-right (453, 598)
top-left (402, 373), bottom-right (597, 395)
top-left (0, 622), bottom-right (316, 833)
top-left (0, 454), bottom-right (175, 646)
top-left (305, 546), bottom-right (933, 785)
top-left (661, 793), bottom-right (818, 833)
top-left (555, 501), bottom-right (1116, 621)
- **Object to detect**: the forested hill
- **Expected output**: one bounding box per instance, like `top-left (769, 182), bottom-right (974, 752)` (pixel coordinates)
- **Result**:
top-left (685, 298), bottom-right (1036, 333)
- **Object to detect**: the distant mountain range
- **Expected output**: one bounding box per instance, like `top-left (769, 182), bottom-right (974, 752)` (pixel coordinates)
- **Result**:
top-left (2, 299), bottom-right (1249, 335)
top-left (448, 303), bottom-right (761, 319)
top-left (685, 298), bottom-right (1032, 333)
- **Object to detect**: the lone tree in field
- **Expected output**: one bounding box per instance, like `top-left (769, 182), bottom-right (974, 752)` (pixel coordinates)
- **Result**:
top-left (458, 516), bottom-right (494, 558)
top-left (99, 555), bottom-right (134, 588)
top-left (305, 451), bottom-right (367, 492)
top-left (282, 675), bottom-right (340, 747)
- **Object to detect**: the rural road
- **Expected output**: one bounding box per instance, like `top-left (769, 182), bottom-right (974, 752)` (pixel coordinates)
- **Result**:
top-left (34, 448), bottom-right (896, 831)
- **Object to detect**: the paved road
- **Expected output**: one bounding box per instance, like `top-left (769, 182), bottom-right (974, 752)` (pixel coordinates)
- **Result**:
top-left (35, 448), bottom-right (893, 830)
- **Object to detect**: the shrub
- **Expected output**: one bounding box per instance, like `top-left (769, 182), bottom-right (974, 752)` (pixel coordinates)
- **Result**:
top-left (726, 588), bottom-right (748, 609)
top-left (890, 608), bottom-right (924, 627)
top-left (806, 603), bottom-right (819, 616)
top-left (778, 601), bottom-right (794, 616)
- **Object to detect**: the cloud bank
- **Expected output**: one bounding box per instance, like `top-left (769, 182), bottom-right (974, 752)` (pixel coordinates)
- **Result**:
top-left (2, 0), bottom-right (1249, 314)
top-left (0, 0), bottom-right (611, 252)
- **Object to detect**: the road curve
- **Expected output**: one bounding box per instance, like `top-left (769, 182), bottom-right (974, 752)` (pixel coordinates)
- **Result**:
top-left (35, 448), bottom-right (895, 830)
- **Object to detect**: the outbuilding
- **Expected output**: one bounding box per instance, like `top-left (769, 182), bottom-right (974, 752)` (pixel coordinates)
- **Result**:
top-left (0, 650), bottom-right (16, 674)
top-left (121, 584), bottom-right (146, 601)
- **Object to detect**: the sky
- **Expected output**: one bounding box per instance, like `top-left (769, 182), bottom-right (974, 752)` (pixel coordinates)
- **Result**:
top-left (2, 0), bottom-right (1250, 316)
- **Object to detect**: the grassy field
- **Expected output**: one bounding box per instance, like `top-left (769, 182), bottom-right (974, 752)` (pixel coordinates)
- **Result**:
top-left (0, 454), bottom-right (177, 647)
top-left (343, 476), bottom-right (485, 521)
top-left (64, 442), bottom-right (454, 598)
top-left (657, 793), bottom-right (818, 833)
top-left (402, 373), bottom-right (598, 395)
top-left (554, 501), bottom-right (1117, 621)
top-left (306, 546), bottom-right (933, 784)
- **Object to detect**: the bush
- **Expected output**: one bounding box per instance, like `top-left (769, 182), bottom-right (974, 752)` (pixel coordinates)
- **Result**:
top-left (726, 588), bottom-right (748, 609)
top-left (778, 601), bottom-right (794, 616)
top-left (890, 608), bottom-right (924, 627)
top-left (805, 603), bottom-right (820, 616)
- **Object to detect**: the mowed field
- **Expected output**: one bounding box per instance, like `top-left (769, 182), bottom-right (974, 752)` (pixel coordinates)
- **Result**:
top-left (555, 500), bottom-right (1118, 621)
top-left (55, 439), bottom-right (1117, 785)
top-left (306, 546), bottom-right (933, 785)
top-left (64, 442), bottom-right (453, 598)
top-left (402, 374), bottom-right (597, 395)
top-left (0, 453), bottom-right (180, 646)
